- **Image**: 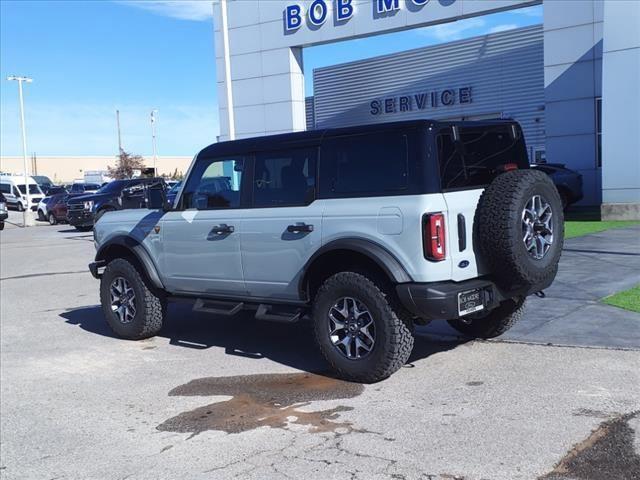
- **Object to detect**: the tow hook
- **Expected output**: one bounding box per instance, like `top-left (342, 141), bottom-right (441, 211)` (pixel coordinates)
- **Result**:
top-left (534, 290), bottom-right (546, 298)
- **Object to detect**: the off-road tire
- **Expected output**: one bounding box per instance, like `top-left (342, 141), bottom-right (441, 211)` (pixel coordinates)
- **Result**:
top-left (95, 208), bottom-right (112, 224)
top-left (100, 258), bottom-right (166, 340)
top-left (48, 212), bottom-right (58, 225)
top-left (448, 297), bottom-right (525, 339)
top-left (75, 225), bottom-right (92, 232)
top-left (475, 170), bottom-right (564, 290)
top-left (313, 272), bottom-right (414, 383)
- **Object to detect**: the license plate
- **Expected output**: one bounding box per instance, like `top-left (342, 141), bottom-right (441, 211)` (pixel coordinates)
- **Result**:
top-left (458, 288), bottom-right (485, 316)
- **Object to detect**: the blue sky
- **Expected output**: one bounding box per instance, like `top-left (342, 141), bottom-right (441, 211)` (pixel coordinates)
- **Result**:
top-left (0, 1), bottom-right (541, 157)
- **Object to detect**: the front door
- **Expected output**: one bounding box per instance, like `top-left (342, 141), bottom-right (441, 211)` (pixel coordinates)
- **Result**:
top-left (161, 156), bottom-right (248, 296)
top-left (241, 147), bottom-right (322, 300)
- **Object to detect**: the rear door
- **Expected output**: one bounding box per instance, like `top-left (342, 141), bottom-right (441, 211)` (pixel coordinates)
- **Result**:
top-left (437, 124), bottom-right (529, 281)
top-left (241, 147), bottom-right (321, 300)
top-left (161, 156), bottom-right (248, 295)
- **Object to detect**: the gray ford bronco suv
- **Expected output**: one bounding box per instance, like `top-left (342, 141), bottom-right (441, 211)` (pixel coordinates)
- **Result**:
top-left (90, 120), bottom-right (563, 383)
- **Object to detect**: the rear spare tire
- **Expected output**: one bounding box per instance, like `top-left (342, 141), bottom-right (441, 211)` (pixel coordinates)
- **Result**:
top-left (475, 169), bottom-right (563, 291)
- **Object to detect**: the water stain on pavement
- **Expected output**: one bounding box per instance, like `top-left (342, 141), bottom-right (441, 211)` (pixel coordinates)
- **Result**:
top-left (157, 372), bottom-right (364, 436)
top-left (540, 410), bottom-right (640, 480)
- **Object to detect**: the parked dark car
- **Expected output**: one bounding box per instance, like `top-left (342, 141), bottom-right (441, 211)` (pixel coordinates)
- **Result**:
top-left (66, 178), bottom-right (166, 231)
top-left (32, 175), bottom-right (54, 194)
top-left (0, 192), bottom-right (8, 230)
top-left (46, 193), bottom-right (70, 225)
top-left (69, 183), bottom-right (101, 195)
top-left (45, 186), bottom-right (68, 196)
top-left (166, 181), bottom-right (182, 206)
top-left (531, 162), bottom-right (583, 209)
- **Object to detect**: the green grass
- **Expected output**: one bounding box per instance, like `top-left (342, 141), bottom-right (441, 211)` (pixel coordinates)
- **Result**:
top-left (602, 285), bottom-right (640, 313)
top-left (564, 221), bottom-right (640, 239)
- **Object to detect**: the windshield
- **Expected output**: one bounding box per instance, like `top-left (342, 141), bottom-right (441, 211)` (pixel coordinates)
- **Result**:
top-left (84, 183), bottom-right (102, 191)
top-left (17, 184), bottom-right (42, 195)
top-left (96, 180), bottom-right (128, 194)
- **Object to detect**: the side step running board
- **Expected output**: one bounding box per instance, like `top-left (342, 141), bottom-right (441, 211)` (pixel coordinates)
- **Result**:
top-left (193, 298), bottom-right (244, 316)
top-left (255, 304), bottom-right (301, 323)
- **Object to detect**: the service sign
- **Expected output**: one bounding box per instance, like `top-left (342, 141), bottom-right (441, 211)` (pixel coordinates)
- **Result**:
top-left (284, 0), bottom-right (455, 33)
top-left (370, 86), bottom-right (472, 116)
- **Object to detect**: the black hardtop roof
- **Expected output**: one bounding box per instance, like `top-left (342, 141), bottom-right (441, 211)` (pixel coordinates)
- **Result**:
top-left (198, 118), bottom-right (518, 158)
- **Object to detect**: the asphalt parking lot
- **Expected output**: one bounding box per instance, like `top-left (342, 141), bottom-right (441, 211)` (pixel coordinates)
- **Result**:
top-left (1, 210), bottom-right (639, 480)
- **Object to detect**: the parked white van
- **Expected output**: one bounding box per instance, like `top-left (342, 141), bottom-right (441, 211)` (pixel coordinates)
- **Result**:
top-left (0, 175), bottom-right (45, 212)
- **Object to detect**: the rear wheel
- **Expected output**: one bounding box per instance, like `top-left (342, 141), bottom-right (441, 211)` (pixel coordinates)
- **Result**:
top-left (313, 272), bottom-right (414, 383)
top-left (48, 212), bottom-right (58, 225)
top-left (37, 209), bottom-right (45, 221)
top-left (448, 297), bottom-right (525, 339)
top-left (0, 221), bottom-right (4, 231)
top-left (100, 258), bottom-right (166, 339)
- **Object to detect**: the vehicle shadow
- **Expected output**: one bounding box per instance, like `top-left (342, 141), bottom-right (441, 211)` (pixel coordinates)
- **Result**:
top-left (60, 303), bottom-right (467, 375)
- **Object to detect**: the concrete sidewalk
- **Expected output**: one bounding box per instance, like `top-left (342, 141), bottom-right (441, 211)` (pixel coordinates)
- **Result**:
top-left (423, 225), bottom-right (640, 349)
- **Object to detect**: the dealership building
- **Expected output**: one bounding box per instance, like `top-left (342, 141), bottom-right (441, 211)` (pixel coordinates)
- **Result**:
top-left (213, 0), bottom-right (639, 218)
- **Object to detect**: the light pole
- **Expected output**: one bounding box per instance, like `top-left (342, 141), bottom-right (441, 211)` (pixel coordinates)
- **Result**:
top-left (116, 109), bottom-right (123, 154)
top-left (150, 109), bottom-right (158, 176)
top-left (7, 75), bottom-right (34, 227)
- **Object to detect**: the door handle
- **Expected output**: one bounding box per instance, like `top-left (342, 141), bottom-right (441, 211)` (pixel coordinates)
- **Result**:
top-left (287, 223), bottom-right (314, 233)
top-left (211, 224), bottom-right (235, 235)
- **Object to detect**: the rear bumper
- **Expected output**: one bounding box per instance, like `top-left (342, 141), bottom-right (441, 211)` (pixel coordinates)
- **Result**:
top-left (396, 278), bottom-right (506, 320)
top-left (67, 210), bottom-right (95, 227)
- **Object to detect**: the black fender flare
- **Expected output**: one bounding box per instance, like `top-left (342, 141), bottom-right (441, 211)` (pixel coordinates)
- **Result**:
top-left (95, 236), bottom-right (165, 290)
top-left (298, 237), bottom-right (413, 299)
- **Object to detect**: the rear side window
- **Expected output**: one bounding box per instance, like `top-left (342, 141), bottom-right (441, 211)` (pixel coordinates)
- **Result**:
top-left (253, 148), bottom-right (316, 207)
top-left (437, 124), bottom-right (529, 190)
top-left (319, 132), bottom-right (411, 198)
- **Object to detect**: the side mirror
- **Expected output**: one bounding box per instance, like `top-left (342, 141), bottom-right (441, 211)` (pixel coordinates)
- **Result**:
top-left (145, 182), bottom-right (170, 211)
top-left (120, 184), bottom-right (145, 209)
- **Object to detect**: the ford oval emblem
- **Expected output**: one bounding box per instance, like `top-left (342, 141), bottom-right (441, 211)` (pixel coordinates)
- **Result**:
top-left (458, 260), bottom-right (470, 269)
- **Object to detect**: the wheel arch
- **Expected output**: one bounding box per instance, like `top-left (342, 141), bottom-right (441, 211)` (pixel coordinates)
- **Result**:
top-left (96, 236), bottom-right (165, 291)
top-left (299, 238), bottom-right (412, 301)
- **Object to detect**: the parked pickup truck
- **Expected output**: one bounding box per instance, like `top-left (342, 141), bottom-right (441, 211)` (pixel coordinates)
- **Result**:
top-left (89, 120), bottom-right (564, 383)
top-left (67, 178), bottom-right (166, 231)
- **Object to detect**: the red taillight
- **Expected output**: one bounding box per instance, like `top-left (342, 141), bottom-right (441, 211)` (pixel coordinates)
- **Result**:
top-left (500, 163), bottom-right (518, 172)
top-left (423, 213), bottom-right (446, 261)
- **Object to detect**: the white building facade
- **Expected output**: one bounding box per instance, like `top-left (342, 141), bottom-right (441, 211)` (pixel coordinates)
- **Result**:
top-left (213, 0), bottom-right (640, 218)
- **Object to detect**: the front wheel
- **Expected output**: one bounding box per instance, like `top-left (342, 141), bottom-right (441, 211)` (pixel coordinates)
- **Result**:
top-left (447, 297), bottom-right (526, 339)
top-left (100, 258), bottom-right (166, 340)
top-left (17, 202), bottom-right (24, 212)
top-left (312, 272), bottom-right (414, 383)
top-left (0, 221), bottom-right (4, 231)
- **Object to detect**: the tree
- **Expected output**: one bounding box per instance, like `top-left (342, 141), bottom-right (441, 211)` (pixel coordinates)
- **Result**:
top-left (108, 150), bottom-right (145, 179)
